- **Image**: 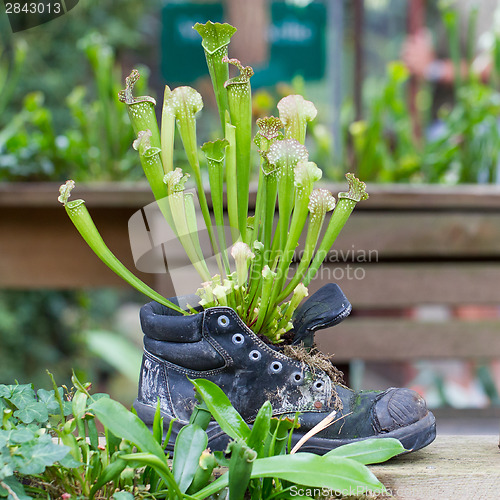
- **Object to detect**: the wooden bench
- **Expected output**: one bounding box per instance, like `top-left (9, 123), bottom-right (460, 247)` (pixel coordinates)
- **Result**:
top-left (3, 182), bottom-right (500, 366)
top-left (313, 184), bottom-right (500, 365)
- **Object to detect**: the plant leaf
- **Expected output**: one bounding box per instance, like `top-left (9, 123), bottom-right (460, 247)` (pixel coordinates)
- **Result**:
top-left (36, 389), bottom-right (61, 415)
top-left (247, 401), bottom-right (273, 457)
top-left (172, 424), bottom-right (208, 493)
top-left (63, 198), bottom-right (186, 315)
top-left (190, 379), bottom-right (250, 441)
top-left (90, 397), bottom-right (165, 460)
top-left (193, 21), bottom-right (237, 55)
top-left (112, 492), bottom-right (135, 500)
top-left (9, 428), bottom-right (35, 444)
top-left (201, 139), bottom-right (229, 162)
top-left (4, 385), bottom-right (35, 410)
top-left (277, 94), bottom-right (317, 144)
top-left (84, 329), bottom-right (142, 382)
top-left (338, 173), bottom-right (369, 202)
top-left (14, 402), bottom-right (48, 424)
top-left (194, 453), bottom-right (384, 499)
top-left (325, 438), bottom-right (406, 464)
top-left (0, 476), bottom-right (31, 500)
top-left (15, 437), bottom-right (69, 475)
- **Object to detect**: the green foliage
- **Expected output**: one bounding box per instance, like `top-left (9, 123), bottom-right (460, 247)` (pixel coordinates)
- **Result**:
top-left (0, 374), bottom-right (404, 499)
top-left (0, 0), bottom-right (156, 128)
top-left (423, 82), bottom-right (500, 183)
top-left (0, 289), bottom-right (142, 389)
top-left (0, 373), bottom-right (167, 499)
top-left (0, 34), bottom-right (149, 182)
top-left (61, 21), bottom-right (368, 341)
top-left (0, 382), bottom-right (72, 498)
top-left (346, 2), bottom-right (500, 184)
top-left (93, 377), bottom-right (404, 499)
top-left (349, 62), bottom-right (421, 182)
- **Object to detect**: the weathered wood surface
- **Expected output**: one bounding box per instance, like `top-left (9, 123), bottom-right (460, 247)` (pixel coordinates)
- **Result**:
top-left (0, 206), bottom-right (154, 288)
top-left (334, 213), bottom-right (500, 258)
top-left (3, 182), bottom-right (500, 364)
top-left (368, 435), bottom-right (500, 499)
top-left (317, 319), bottom-right (500, 362)
top-left (5, 181), bottom-right (500, 209)
top-left (4, 183), bottom-right (500, 290)
top-left (306, 263), bottom-right (500, 307)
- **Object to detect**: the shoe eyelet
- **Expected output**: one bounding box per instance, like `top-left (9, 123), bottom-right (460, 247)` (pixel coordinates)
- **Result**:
top-left (314, 381), bottom-right (324, 390)
top-left (291, 371), bottom-right (304, 384)
top-left (218, 315), bottom-right (230, 327)
top-left (232, 333), bottom-right (244, 345)
top-left (249, 350), bottom-right (261, 361)
top-left (269, 361), bottom-right (283, 374)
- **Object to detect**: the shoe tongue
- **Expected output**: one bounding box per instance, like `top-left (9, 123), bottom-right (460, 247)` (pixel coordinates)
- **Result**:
top-left (292, 284), bottom-right (352, 347)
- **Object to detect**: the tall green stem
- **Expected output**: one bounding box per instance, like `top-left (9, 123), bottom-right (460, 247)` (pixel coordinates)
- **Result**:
top-left (302, 174), bottom-right (369, 288)
top-left (273, 161), bottom-right (322, 295)
top-left (132, 130), bottom-right (167, 201)
top-left (193, 21), bottom-right (237, 132)
top-left (252, 117), bottom-right (284, 247)
top-left (225, 116), bottom-right (239, 237)
top-left (277, 189), bottom-right (336, 302)
top-left (58, 183), bottom-right (185, 314)
top-left (164, 170), bottom-right (211, 282)
top-left (160, 85), bottom-right (175, 173)
top-left (224, 57), bottom-right (254, 243)
top-left (254, 266), bottom-right (277, 333)
top-left (165, 85), bottom-right (223, 275)
top-left (202, 139), bottom-right (230, 273)
top-left (267, 139), bottom-right (309, 256)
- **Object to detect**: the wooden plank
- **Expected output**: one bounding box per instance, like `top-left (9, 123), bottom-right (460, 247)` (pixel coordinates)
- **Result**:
top-left (306, 263), bottom-right (500, 307)
top-left (153, 261), bottom-right (500, 308)
top-left (4, 182), bottom-right (500, 210)
top-left (334, 212), bottom-right (500, 258)
top-left (3, 200), bottom-right (500, 305)
top-left (0, 182), bottom-right (154, 208)
top-left (0, 207), bottom-right (155, 288)
top-left (369, 435), bottom-right (500, 499)
top-left (356, 184), bottom-right (500, 210)
top-left (316, 318), bottom-right (500, 362)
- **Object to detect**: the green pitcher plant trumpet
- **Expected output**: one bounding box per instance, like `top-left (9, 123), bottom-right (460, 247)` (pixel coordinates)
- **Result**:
top-left (59, 21), bottom-right (369, 342)
top-left (57, 181), bottom-right (186, 315)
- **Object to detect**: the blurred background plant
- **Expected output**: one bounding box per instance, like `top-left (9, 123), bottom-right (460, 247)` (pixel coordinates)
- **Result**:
top-left (0, 0), bottom-right (158, 181)
top-left (0, 289), bottom-right (143, 405)
top-left (0, 33), bottom-right (150, 181)
top-left (344, 1), bottom-right (500, 183)
top-left (347, 61), bottom-right (422, 182)
top-left (3, 1), bottom-right (500, 184)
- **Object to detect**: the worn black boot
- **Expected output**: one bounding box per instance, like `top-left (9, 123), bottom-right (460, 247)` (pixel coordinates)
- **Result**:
top-left (134, 284), bottom-right (436, 454)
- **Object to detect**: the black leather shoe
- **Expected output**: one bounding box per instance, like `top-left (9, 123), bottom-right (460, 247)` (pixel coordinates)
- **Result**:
top-left (134, 285), bottom-right (436, 454)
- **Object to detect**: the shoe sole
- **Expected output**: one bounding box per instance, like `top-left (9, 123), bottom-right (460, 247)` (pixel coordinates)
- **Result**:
top-left (134, 400), bottom-right (436, 455)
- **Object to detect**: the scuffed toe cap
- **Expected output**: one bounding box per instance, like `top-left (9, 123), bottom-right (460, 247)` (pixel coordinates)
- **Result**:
top-left (373, 388), bottom-right (429, 433)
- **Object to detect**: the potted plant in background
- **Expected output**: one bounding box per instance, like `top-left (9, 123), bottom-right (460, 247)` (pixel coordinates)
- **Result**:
top-left (58, 19), bottom-right (435, 464)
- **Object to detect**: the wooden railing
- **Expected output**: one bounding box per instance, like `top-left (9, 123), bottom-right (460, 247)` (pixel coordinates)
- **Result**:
top-left (2, 182), bottom-right (500, 364)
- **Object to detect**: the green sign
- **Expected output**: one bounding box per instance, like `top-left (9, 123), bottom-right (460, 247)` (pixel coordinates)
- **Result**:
top-left (161, 1), bottom-right (326, 85)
